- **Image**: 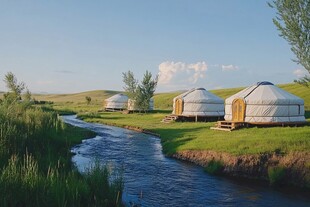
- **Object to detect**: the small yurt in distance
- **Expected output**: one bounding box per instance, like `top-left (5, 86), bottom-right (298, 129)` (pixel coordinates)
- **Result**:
top-left (224, 81), bottom-right (306, 124)
top-left (172, 88), bottom-right (224, 118)
top-left (104, 94), bottom-right (128, 111)
top-left (127, 98), bottom-right (154, 111)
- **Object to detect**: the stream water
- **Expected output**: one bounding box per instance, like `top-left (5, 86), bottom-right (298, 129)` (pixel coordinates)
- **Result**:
top-left (62, 115), bottom-right (309, 207)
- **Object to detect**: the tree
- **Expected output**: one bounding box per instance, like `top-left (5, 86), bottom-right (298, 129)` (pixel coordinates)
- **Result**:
top-left (269, 0), bottom-right (310, 87)
top-left (122, 70), bottom-right (158, 112)
top-left (122, 70), bottom-right (138, 99)
top-left (135, 71), bottom-right (158, 112)
top-left (3, 72), bottom-right (25, 103)
top-left (23, 88), bottom-right (32, 102)
top-left (85, 96), bottom-right (92, 105)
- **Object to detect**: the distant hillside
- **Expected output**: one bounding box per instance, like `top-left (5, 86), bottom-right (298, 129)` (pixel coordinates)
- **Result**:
top-left (32, 90), bottom-right (121, 104)
top-left (2, 83), bottom-right (309, 111)
top-left (154, 83), bottom-right (310, 110)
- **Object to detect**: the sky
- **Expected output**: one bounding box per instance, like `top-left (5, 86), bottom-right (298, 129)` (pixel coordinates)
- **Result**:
top-left (0, 0), bottom-right (308, 94)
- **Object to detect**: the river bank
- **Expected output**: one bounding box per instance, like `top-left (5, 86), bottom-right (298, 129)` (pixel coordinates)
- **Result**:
top-left (76, 111), bottom-right (310, 189)
top-left (173, 150), bottom-right (310, 188)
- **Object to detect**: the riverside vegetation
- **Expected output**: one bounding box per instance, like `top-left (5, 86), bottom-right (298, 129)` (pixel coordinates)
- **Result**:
top-left (0, 73), bottom-right (124, 207)
top-left (30, 83), bottom-right (310, 187)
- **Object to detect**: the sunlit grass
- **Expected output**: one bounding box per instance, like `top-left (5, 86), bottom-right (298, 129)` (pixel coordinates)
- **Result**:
top-left (32, 82), bottom-right (310, 157)
top-left (78, 111), bottom-right (310, 156)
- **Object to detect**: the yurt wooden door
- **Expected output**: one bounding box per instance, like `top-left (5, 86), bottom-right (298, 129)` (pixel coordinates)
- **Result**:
top-left (175, 99), bottom-right (183, 115)
top-left (232, 98), bottom-right (245, 122)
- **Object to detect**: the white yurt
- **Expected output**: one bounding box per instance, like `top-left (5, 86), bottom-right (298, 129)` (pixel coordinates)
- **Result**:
top-left (224, 81), bottom-right (306, 123)
top-left (172, 88), bottom-right (224, 117)
top-left (104, 94), bottom-right (128, 110)
top-left (127, 98), bottom-right (154, 111)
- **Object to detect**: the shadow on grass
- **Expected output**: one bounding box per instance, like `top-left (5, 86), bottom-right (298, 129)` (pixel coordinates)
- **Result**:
top-left (152, 109), bottom-right (172, 114)
top-left (128, 110), bottom-right (171, 114)
top-left (99, 116), bottom-right (122, 120)
top-left (305, 110), bottom-right (310, 119)
top-left (152, 126), bottom-right (207, 155)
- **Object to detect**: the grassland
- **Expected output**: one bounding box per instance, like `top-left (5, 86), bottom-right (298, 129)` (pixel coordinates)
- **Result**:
top-left (78, 111), bottom-right (310, 156)
top-left (33, 83), bottom-right (310, 157)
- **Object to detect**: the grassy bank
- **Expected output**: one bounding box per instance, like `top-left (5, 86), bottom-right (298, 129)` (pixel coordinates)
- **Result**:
top-left (78, 111), bottom-right (310, 156)
top-left (33, 82), bottom-right (310, 156)
top-left (0, 103), bottom-right (123, 206)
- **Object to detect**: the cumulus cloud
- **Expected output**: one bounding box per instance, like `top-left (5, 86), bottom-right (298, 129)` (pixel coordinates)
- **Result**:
top-left (221, 64), bottom-right (239, 71)
top-left (293, 68), bottom-right (308, 78)
top-left (158, 61), bottom-right (208, 85)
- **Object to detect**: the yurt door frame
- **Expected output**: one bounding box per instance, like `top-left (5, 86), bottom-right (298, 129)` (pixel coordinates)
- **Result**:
top-left (175, 98), bottom-right (183, 115)
top-left (232, 98), bottom-right (245, 122)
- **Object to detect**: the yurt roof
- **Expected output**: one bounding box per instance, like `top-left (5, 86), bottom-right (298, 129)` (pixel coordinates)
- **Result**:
top-left (105, 93), bottom-right (128, 102)
top-left (226, 82), bottom-right (304, 105)
top-left (174, 88), bottom-right (224, 104)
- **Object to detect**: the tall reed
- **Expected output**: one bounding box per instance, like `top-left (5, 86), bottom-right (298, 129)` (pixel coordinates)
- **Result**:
top-left (0, 102), bottom-right (123, 206)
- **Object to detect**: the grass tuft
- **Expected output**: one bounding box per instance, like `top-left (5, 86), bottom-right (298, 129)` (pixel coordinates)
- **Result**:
top-left (204, 160), bottom-right (224, 175)
top-left (268, 166), bottom-right (286, 186)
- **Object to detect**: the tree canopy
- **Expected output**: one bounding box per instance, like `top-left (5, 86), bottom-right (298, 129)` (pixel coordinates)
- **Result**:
top-left (122, 70), bottom-right (158, 112)
top-left (3, 72), bottom-right (26, 103)
top-left (122, 70), bottom-right (138, 99)
top-left (269, 0), bottom-right (310, 86)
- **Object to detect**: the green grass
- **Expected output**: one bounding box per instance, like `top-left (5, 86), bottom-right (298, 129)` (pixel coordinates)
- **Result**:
top-left (0, 102), bottom-right (124, 206)
top-left (204, 160), bottom-right (224, 175)
top-left (28, 83), bottom-right (310, 156)
top-left (268, 166), bottom-right (286, 186)
top-left (77, 110), bottom-right (310, 156)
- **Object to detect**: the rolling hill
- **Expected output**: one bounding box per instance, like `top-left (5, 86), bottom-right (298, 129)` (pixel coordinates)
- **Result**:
top-left (1, 83), bottom-right (309, 110)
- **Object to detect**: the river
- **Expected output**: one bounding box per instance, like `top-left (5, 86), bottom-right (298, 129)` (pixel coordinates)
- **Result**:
top-left (62, 115), bottom-right (310, 207)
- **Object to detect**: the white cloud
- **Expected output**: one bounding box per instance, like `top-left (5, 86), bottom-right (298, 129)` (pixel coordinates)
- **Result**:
top-left (293, 68), bottom-right (308, 78)
top-left (221, 64), bottom-right (239, 71)
top-left (158, 61), bottom-right (208, 85)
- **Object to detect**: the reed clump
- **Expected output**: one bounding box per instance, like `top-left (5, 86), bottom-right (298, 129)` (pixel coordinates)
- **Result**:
top-left (268, 166), bottom-right (286, 186)
top-left (0, 102), bottom-right (123, 206)
top-left (204, 160), bottom-right (224, 175)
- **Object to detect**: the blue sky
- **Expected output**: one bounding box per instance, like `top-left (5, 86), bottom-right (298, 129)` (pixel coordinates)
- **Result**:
top-left (0, 0), bottom-right (308, 93)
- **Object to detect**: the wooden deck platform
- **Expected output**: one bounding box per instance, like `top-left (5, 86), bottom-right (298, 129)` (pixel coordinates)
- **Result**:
top-left (211, 121), bottom-right (245, 131)
top-left (211, 121), bottom-right (308, 131)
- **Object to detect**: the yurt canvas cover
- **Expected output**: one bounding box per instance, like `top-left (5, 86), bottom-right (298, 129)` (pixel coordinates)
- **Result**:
top-left (172, 88), bottom-right (224, 116)
top-left (104, 94), bottom-right (128, 110)
top-left (127, 98), bottom-right (154, 111)
top-left (224, 82), bottom-right (305, 123)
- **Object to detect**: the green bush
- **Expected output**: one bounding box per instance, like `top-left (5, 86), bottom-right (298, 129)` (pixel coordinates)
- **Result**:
top-left (268, 166), bottom-right (286, 185)
top-left (204, 160), bottom-right (224, 175)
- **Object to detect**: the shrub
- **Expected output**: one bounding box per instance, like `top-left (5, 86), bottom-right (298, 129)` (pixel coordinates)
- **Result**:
top-left (204, 160), bottom-right (224, 175)
top-left (268, 166), bottom-right (286, 185)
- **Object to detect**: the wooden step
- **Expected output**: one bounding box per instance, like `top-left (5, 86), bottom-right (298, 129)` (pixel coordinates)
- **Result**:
top-left (161, 115), bottom-right (180, 123)
top-left (218, 124), bottom-right (233, 127)
top-left (211, 121), bottom-right (245, 131)
top-left (210, 127), bottom-right (232, 132)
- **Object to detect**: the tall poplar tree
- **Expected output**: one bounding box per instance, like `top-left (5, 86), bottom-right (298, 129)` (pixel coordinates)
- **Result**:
top-left (269, 0), bottom-right (310, 86)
